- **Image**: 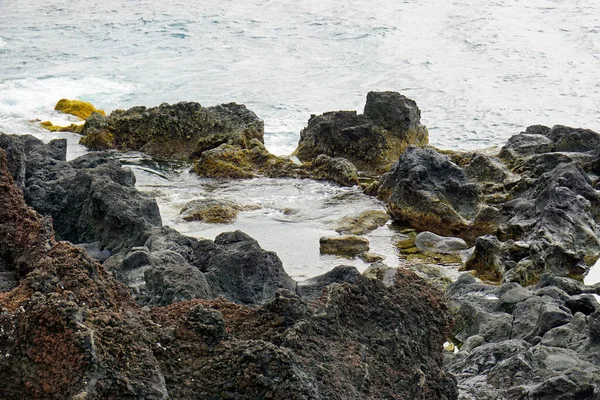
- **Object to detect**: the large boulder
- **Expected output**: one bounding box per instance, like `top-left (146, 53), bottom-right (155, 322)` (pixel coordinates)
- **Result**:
top-left (378, 146), bottom-right (483, 239)
top-left (293, 91), bottom-right (428, 172)
top-left (204, 231), bottom-right (297, 305)
top-left (80, 101), bottom-right (264, 160)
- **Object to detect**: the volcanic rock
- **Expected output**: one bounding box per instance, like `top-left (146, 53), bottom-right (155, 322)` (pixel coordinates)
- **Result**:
top-left (294, 91), bottom-right (428, 172)
top-left (80, 101), bottom-right (264, 160)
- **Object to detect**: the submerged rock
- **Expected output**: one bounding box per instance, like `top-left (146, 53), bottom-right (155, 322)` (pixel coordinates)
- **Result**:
top-left (294, 91), bottom-right (428, 172)
top-left (319, 235), bottom-right (370, 257)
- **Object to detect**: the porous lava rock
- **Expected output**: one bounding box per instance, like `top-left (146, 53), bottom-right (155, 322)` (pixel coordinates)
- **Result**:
top-left (446, 273), bottom-right (600, 399)
top-left (294, 91), bottom-right (428, 172)
top-left (80, 101), bottom-right (264, 160)
top-left (377, 146), bottom-right (483, 240)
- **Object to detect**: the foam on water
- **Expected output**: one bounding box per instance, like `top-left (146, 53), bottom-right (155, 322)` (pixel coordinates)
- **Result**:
top-left (1, 0), bottom-right (598, 155)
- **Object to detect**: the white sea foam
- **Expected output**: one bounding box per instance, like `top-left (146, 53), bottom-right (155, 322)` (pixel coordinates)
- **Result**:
top-left (0, 76), bottom-right (134, 129)
top-left (1, 0), bottom-right (598, 152)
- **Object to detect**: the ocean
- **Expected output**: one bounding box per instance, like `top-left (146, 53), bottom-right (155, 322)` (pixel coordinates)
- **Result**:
top-left (1, 0), bottom-right (599, 279)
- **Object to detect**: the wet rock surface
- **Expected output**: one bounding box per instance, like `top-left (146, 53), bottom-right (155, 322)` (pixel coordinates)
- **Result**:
top-left (377, 124), bottom-right (600, 285)
top-left (180, 198), bottom-right (244, 223)
top-left (6, 98), bottom-right (600, 400)
top-left (193, 140), bottom-right (359, 186)
top-left (378, 146), bottom-right (483, 239)
top-left (0, 147), bottom-right (456, 399)
top-left (319, 235), bottom-right (370, 257)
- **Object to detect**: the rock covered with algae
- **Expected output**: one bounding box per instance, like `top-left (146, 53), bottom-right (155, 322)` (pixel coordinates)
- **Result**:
top-left (39, 98), bottom-right (106, 133)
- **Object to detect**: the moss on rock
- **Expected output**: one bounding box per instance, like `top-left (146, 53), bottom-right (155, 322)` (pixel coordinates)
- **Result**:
top-left (335, 210), bottom-right (389, 235)
top-left (54, 99), bottom-right (106, 120)
top-left (319, 235), bottom-right (370, 257)
top-left (79, 131), bottom-right (116, 150)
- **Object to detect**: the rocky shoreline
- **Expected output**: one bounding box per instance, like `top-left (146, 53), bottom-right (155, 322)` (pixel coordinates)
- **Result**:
top-left (3, 92), bottom-right (600, 398)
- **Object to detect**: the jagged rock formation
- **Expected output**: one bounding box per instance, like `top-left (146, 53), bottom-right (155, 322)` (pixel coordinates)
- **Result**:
top-left (377, 125), bottom-right (600, 284)
top-left (377, 146), bottom-right (485, 240)
top-left (80, 101), bottom-right (264, 159)
top-left (446, 273), bottom-right (600, 399)
top-left (293, 91), bottom-right (429, 173)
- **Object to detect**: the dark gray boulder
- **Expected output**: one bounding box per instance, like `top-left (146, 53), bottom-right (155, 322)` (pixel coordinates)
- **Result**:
top-left (0, 134), bottom-right (162, 253)
top-left (363, 91), bottom-right (428, 138)
top-left (293, 91), bottom-right (428, 172)
top-left (378, 146), bottom-right (483, 239)
top-left (205, 231), bottom-right (297, 305)
top-left (546, 125), bottom-right (600, 153)
top-left (499, 133), bottom-right (554, 165)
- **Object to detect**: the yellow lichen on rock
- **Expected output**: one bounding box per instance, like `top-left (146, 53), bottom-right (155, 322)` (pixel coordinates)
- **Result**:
top-left (40, 120), bottom-right (84, 133)
top-left (54, 99), bottom-right (106, 120)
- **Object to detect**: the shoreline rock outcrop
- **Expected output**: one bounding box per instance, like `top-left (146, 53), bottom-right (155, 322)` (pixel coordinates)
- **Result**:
top-left (80, 101), bottom-right (264, 159)
top-left (293, 91), bottom-right (429, 173)
top-left (446, 273), bottom-right (600, 399)
top-left (376, 124), bottom-right (600, 285)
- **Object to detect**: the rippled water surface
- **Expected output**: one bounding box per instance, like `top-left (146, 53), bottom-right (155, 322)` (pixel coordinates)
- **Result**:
top-left (1, 0), bottom-right (599, 153)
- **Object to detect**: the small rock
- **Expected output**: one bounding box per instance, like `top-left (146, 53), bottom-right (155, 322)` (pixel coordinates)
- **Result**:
top-left (359, 252), bottom-right (385, 263)
top-left (335, 210), bottom-right (389, 235)
top-left (462, 235), bottom-right (504, 281)
top-left (319, 236), bottom-right (369, 257)
top-left (180, 199), bottom-right (240, 223)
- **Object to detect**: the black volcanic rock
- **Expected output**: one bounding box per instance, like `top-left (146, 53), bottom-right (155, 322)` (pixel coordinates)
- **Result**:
top-left (377, 146), bottom-right (483, 239)
top-left (294, 91), bottom-right (428, 172)
top-left (0, 148), bottom-right (457, 399)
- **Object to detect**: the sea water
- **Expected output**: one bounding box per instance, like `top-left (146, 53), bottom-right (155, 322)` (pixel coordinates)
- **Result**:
top-left (1, 0), bottom-right (599, 278)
